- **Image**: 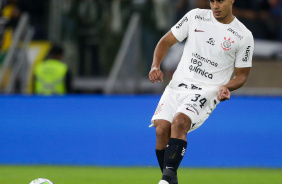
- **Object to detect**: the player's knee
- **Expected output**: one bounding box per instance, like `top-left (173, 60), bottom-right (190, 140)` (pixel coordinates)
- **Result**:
top-left (155, 124), bottom-right (170, 138)
top-left (172, 114), bottom-right (191, 132)
top-left (155, 122), bottom-right (171, 137)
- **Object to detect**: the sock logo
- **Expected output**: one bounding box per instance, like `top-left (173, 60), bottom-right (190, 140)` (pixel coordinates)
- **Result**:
top-left (169, 152), bottom-right (176, 159)
top-left (181, 148), bottom-right (186, 156)
top-left (165, 166), bottom-right (174, 170)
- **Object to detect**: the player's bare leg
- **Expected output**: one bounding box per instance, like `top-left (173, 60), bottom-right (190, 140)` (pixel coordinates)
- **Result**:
top-left (155, 120), bottom-right (178, 184)
top-left (159, 113), bottom-right (191, 184)
top-left (155, 120), bottom-right (171, 150)
top-left (155, 120), bottom-right (170, 174)
top-left (171, 113), bottom-right (191, 141)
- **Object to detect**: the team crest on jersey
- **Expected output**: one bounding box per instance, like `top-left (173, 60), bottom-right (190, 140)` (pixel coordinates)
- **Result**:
top-left (221, 37), bottom-right (234, 51)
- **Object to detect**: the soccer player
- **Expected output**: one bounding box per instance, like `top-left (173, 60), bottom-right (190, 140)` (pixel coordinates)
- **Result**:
top-left (148, 1), bottom-right (254, 184)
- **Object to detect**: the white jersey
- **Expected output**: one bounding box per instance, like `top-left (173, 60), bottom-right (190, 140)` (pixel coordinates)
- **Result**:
top-left (167, 9), bottom-right (254, 92)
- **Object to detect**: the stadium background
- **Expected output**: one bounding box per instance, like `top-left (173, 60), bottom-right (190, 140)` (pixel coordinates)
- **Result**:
top-left (0, 0), bottom-right (281, 183)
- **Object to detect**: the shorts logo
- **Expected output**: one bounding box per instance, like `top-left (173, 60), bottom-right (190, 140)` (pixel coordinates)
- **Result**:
top-left (185, 103), bottom-right (199, 115)
top-left (186, 107), bottom-right (195, 113)
top-left (221, 37), bottom-right (234, 51)
top-left (154, 103), bottom-right (163, 115)
top-left (242, 46), bottom-right (251, 62)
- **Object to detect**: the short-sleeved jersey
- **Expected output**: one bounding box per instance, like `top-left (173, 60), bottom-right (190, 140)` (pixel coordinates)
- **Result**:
top-left (167, 9), bottom-right (254, 92)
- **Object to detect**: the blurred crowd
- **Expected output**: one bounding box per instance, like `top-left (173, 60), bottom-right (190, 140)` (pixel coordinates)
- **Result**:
top-left (0, 0), bottom-right (282, 80)
top-left (60, 0), bottom-right (282, 78)
top-left (0, 0), bottom-right (48, 64)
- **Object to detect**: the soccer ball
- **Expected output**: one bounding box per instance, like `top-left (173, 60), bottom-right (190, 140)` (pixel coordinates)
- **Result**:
top-left (29, 178), bottom-right (54, 184)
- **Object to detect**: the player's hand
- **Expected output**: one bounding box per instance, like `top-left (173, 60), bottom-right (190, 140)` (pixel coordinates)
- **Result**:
top-left (217, 85), bottom-right (230, 101)
top-left (149, 66), bottom-right (163, 84)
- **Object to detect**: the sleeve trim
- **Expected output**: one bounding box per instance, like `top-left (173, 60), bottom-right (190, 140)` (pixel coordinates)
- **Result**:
top-left (171, 27), bottom-right (184, 42)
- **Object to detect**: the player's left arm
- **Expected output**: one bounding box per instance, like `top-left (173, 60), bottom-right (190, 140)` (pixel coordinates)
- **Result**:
top-left (218, 67), bottom-right (251, 101)
top-left (218, 32), bottom-right (254, 102)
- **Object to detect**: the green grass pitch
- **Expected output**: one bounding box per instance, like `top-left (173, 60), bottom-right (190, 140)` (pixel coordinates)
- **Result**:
top-left (0, 166), bottom-right (281, 184)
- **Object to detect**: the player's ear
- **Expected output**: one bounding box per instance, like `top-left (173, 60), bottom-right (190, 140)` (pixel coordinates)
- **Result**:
top-left (230, 0), bottom-right (235, 4)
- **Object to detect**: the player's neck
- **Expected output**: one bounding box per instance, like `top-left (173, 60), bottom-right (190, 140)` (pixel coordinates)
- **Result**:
top-left (215, 12), bottom-right (235, 24)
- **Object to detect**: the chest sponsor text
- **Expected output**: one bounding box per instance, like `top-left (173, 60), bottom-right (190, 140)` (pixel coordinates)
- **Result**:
top-left (227, 28), bottom-right (243, 40)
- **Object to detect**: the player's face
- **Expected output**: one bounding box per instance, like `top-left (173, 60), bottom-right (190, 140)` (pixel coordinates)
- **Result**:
top-left (210, 0), bottom-right (234, 22)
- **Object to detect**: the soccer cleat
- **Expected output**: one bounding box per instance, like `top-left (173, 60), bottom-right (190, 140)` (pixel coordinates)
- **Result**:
top-left (158, 180), bottom-right (169, 184)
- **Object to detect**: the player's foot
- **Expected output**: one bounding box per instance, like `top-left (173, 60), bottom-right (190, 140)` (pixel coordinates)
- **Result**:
top-left (158, 180), bottom-right (169, 184)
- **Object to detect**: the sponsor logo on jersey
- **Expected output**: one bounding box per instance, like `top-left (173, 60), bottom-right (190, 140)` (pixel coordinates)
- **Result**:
top-left (176, 16), bottom-right (188, 29)
top-left (242, 46), bottom-right (251, 62)
top-left (154, 103), bottom-right (163, 115)
top-left (192, 52), bottom-right (218, 67)
top-left (191, 84), bottom-right (202, 90)
top-left (221, 37), bottom-right (234, 51)
top-left (189, 53), bottom-right (217, 79)
top-left (227, 28), bottom-right (243, 40)
top-left (207, 38), bottom-right (215, 46)
top-left (194, 28), bottom-right (204, 32)
top-left (195, 15), bottom-right (211, 21)
top-left (178, 83), bottom-right (202, 90)
top-left (189, 63), bottom-right (213, 79)
top-left (178, 83), bottom-right (188, 89)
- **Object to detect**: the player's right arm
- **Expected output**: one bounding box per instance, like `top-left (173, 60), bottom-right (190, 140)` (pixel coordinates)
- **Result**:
top-left (149, 30), bottom-right (178, 83)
